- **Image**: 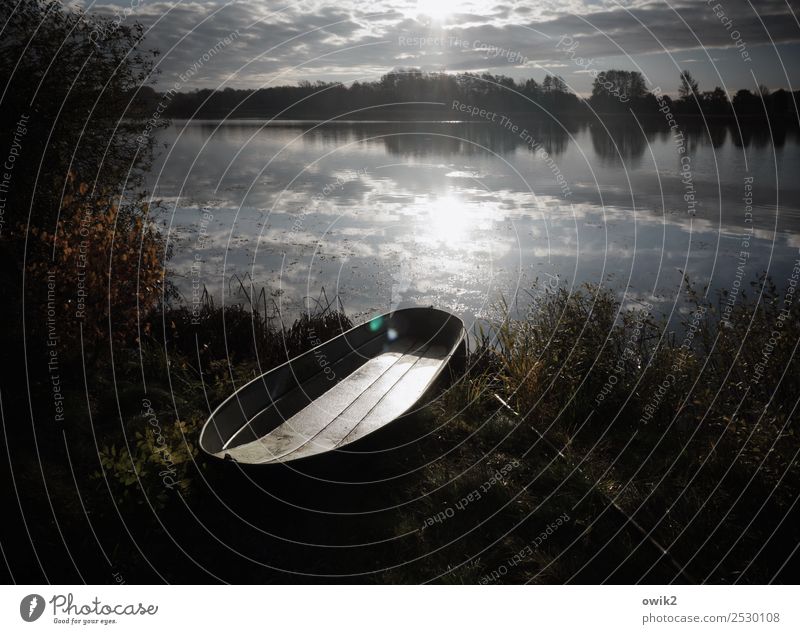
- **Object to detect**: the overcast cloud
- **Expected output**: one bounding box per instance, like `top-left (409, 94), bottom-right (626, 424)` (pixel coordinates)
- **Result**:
top-left (73, 0), bottom-right (800, 94)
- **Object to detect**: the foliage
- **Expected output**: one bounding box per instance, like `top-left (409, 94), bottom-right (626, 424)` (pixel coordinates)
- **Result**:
top-left (97, 418), bottom-right (198, 510)
top-left (590, 69), bottom-right (648, 108)
top-left (22, 176), bottom-right (166, 345)
top-left (679, 70), bottom-right (700, 102)
top-left (0, 0), bottom-right (163, 228)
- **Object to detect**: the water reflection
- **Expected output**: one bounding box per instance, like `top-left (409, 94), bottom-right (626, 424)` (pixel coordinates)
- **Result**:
top-left (731, 123), bottom-right (790, 149)
top-left (184, 117), bottom-right (797, 159)
top-left (148, 118), bottom-right (800, 324)
top-left (588, 121), bottom-right (650, 166)
top-left (189, 119), bottom-right (578, 159)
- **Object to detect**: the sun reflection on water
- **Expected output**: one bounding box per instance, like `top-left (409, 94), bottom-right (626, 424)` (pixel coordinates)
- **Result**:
top-left (421, 194), bottom-right (473, 247)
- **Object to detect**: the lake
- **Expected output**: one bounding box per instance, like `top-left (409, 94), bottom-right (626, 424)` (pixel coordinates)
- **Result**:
top-left (147, 118), bottom-right (800, 328)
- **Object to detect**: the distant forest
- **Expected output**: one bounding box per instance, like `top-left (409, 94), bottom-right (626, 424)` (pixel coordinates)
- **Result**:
top-left (136, 69), bottom-right (799, 121)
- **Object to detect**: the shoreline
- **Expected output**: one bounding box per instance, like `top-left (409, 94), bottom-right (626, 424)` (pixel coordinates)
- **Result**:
top-left (145, 110), bottom-right (799, 126)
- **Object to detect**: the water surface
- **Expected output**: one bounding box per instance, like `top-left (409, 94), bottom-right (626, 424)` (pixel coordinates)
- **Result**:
top-left (147, 118), bottom-right (800, 326)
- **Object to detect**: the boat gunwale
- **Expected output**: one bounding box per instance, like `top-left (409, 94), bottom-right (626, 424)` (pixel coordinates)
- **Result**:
top-left (199, 306), bottom-right (465, 462)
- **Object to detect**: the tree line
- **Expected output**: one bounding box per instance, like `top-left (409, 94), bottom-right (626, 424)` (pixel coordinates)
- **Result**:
top-left (142, 68), bottom-right (798, 121)
top-left (590, 69), bottom-right (795, 119)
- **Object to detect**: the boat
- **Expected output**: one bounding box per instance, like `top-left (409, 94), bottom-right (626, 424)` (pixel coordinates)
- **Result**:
top-left (199, 307), bottom-right (465, 465)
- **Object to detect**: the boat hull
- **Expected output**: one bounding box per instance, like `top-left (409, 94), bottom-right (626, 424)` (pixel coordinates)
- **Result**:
top-left (199, 307), bottom-right (465, 465)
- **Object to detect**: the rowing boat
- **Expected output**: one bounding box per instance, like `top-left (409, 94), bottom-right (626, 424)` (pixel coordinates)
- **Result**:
top-left (199, 307), bottom-right (465, 465)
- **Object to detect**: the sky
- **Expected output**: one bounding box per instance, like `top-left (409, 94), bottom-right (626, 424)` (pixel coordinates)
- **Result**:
top-left (73, 0), bottom-right (800, 95)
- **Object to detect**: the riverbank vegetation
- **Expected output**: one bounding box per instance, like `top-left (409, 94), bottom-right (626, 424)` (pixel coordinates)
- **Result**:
top-left (5, 273), bottom-right (798, 583)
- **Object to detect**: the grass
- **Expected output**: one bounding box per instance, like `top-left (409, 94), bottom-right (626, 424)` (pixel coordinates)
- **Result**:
top-left (5, 277), bottom-right (798, 583)
top-left (382, 278), bottom-right (800, 583)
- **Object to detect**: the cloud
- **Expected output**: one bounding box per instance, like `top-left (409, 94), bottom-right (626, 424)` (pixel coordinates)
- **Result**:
top-left (77, 0), bottom-right (800, 91)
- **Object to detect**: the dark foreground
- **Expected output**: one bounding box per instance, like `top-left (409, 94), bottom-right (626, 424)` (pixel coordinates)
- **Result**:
top-left (2, 282), bottom-right (799, 584)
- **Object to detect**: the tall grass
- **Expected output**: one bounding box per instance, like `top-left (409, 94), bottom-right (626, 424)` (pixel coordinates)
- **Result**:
top-left (378, 278), bottom-right (799, 583)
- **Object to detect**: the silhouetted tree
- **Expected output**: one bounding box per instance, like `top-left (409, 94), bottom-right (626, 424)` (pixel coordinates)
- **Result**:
top-left (732, 88), bottom-right (760, 116)
top-left (767, 89), bottom-right (791, 119)
top-left (0, 0), bottom-right (162, 227)
top-left (678, 70), bottom-right (699, 102)
top-left (589, 70), bottom-right (646, 112)
top-left (153, 67), bottom-right (793, 124)
top-left (0, 0), bottom-right (166, 356)
top-left (701, 87), bottom-right (731, 116)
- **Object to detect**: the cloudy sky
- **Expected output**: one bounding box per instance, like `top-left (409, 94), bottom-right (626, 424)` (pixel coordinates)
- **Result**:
top-left (75, 0), bottom-right (800, 95)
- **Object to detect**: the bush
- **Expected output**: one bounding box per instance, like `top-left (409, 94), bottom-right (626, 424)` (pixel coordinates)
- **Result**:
top-left (23, 177), bottom-right (166, 346)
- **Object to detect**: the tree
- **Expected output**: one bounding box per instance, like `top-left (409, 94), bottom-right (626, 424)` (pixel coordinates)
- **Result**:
top-left (627, 72), bottom-right (648, 99)
top-left (0, 1), bottom-right (166, 353)
top-left (589, 70), bottom-right (647, 111)
top-left (701, 87), bottom-right (730, 116)
top-left (767, 88), bottom-right (790, 119)
top-left (549, 75), bottom-right (568, 94)
top-left (678, 70), bottom-right (699, 102)
top-left (0, 1), bottom-right (163, 226)
top-left (521, 78), bottom-right (540, 98)
top-left (732, 88), bottom-right (759, 116)
top-left (541, 75), bottom-right (568, 94)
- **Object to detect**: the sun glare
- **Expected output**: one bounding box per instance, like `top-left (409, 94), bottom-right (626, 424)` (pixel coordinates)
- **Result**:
top-left (425, 194), bottom-right (470, 246)
top-left (416, 0), bottom-right (462, 22)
